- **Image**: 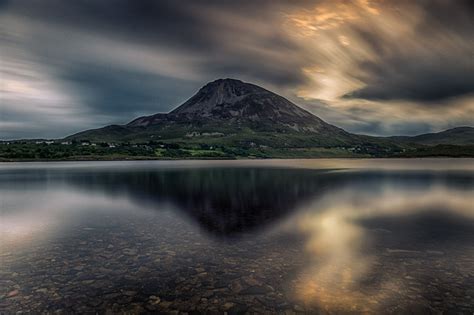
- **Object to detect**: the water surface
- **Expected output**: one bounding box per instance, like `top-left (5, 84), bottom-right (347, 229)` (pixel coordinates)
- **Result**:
top-left (1, 159), bottom-right (473, 314)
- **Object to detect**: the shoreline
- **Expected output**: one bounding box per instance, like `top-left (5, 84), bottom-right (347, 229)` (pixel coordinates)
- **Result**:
top-left (1, 155), bottom-right (474, 163)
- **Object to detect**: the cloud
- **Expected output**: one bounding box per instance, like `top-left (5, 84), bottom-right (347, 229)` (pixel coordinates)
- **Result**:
top-left (284, 0), bottom-right (474, 134)
top-left (0, 0), bottom-right (472, 139)
top-left (58, 64), bottom-right (198, 119)
top-left (343, 0), bottom-right (474, 102)
top-left (299, 95), bottom-right (474, 136)
top-left (3, 0), bottom-right (311, 88)
top-left (287, 0), bottom-right (474, 102)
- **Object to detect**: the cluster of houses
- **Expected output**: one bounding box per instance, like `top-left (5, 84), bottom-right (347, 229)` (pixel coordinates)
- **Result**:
top-left (78, 141), bottom-right (116, 148)
top-left (1, 140), bottom-right (160, 151)
top-left (30, 140), bottom-right (117, 148)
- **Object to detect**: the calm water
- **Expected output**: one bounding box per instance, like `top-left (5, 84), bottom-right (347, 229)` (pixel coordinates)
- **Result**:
top-left (1, 159), bottom-right (473, 314)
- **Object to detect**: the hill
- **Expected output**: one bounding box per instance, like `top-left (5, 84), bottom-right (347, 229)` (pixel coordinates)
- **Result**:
top-left (390, 127), bottom-right (474, 146)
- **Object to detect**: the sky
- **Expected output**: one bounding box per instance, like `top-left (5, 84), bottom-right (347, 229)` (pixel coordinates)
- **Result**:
top-left (0, 0), bottom-right (473, 140)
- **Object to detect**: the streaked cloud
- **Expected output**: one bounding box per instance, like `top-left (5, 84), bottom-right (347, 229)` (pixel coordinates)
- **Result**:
top-left (0, 0), bottom-right (472, 139)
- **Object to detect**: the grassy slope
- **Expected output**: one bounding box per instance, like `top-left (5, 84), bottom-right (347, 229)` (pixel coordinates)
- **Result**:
top-left (66, 120), bottom-right (407, 149)
top-left (5, 124), bottom-right (471, 161)
top-left (390, 127), bottom-right (474, 146)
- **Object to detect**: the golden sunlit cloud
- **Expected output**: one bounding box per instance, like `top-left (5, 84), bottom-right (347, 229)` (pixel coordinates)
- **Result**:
top-left (279, 0), bottom-right (474, 134)
top-left (284, 0), bottom-right (411, 100)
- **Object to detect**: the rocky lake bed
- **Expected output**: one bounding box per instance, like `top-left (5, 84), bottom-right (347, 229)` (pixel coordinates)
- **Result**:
top-left (1, 160), bottom-right (473, 314)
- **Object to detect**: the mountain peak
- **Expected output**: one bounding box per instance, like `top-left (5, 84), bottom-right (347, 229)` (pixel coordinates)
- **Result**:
top-left (168, 78), bottom-right (320, 123)
top-left (127, 78), bottom-right (337, 133)
top-left (201, 78), bottom-right (259, 90)
top-left (205, 78), bottom-right (245, 86)
top-left (170, 78), bottom-right (265, 116)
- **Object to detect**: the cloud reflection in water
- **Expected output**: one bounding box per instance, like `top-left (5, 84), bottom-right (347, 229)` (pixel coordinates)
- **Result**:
top-left (293, 185), bottom-right (474, 312)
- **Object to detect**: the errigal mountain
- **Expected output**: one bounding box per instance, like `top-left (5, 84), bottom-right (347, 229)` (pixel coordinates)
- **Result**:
top-left (68, 79), bottom-right (388, 149)
top-left (64, 78), bottom-right (473, 158)
top-left (130, 78), bottom-right (338, 132)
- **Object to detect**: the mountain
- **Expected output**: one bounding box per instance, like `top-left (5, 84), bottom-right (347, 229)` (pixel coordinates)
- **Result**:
top-left (64, 78), bottom-right (473, 158)
top-left (129, 78), bottom-right (333, 132)
top-left (3, 78), bottom-right (472, 160)
top-left (67, 78), bottom-right (370, 148)
top-left (390, 127), bottom-right (474, 146)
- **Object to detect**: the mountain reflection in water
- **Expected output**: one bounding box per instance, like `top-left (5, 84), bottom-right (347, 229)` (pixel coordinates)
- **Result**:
top-left (1, 160), bottom-right (473, 314)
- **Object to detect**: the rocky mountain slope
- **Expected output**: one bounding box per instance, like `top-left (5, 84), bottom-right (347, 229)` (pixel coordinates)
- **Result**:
top-left (129, 79), bottom-right (334, 132)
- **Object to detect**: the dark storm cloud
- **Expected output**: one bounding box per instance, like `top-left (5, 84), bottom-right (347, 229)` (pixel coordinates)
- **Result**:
top-left (345, 56), bottom-right (474, 102)
top-left (344, 0), bottom-right (474, 102)
top-left (416, 0), bottom-right (474, 35)
top-left (4, 0), bottom-right (310, 88)
top-left (58, 63), bottom-right (198, 119)
top-left (11, 0), bottom-right (211, 50)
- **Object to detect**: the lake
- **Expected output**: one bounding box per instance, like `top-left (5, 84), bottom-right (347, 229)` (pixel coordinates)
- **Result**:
top-left (1, 159), bottom-right (473, 314)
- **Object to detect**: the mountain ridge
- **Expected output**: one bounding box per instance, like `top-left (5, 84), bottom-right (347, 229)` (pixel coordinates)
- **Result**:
top-left (390, 126), bottom-right (474, 146)
top-left (61, 78), bottom-right (473, 158)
